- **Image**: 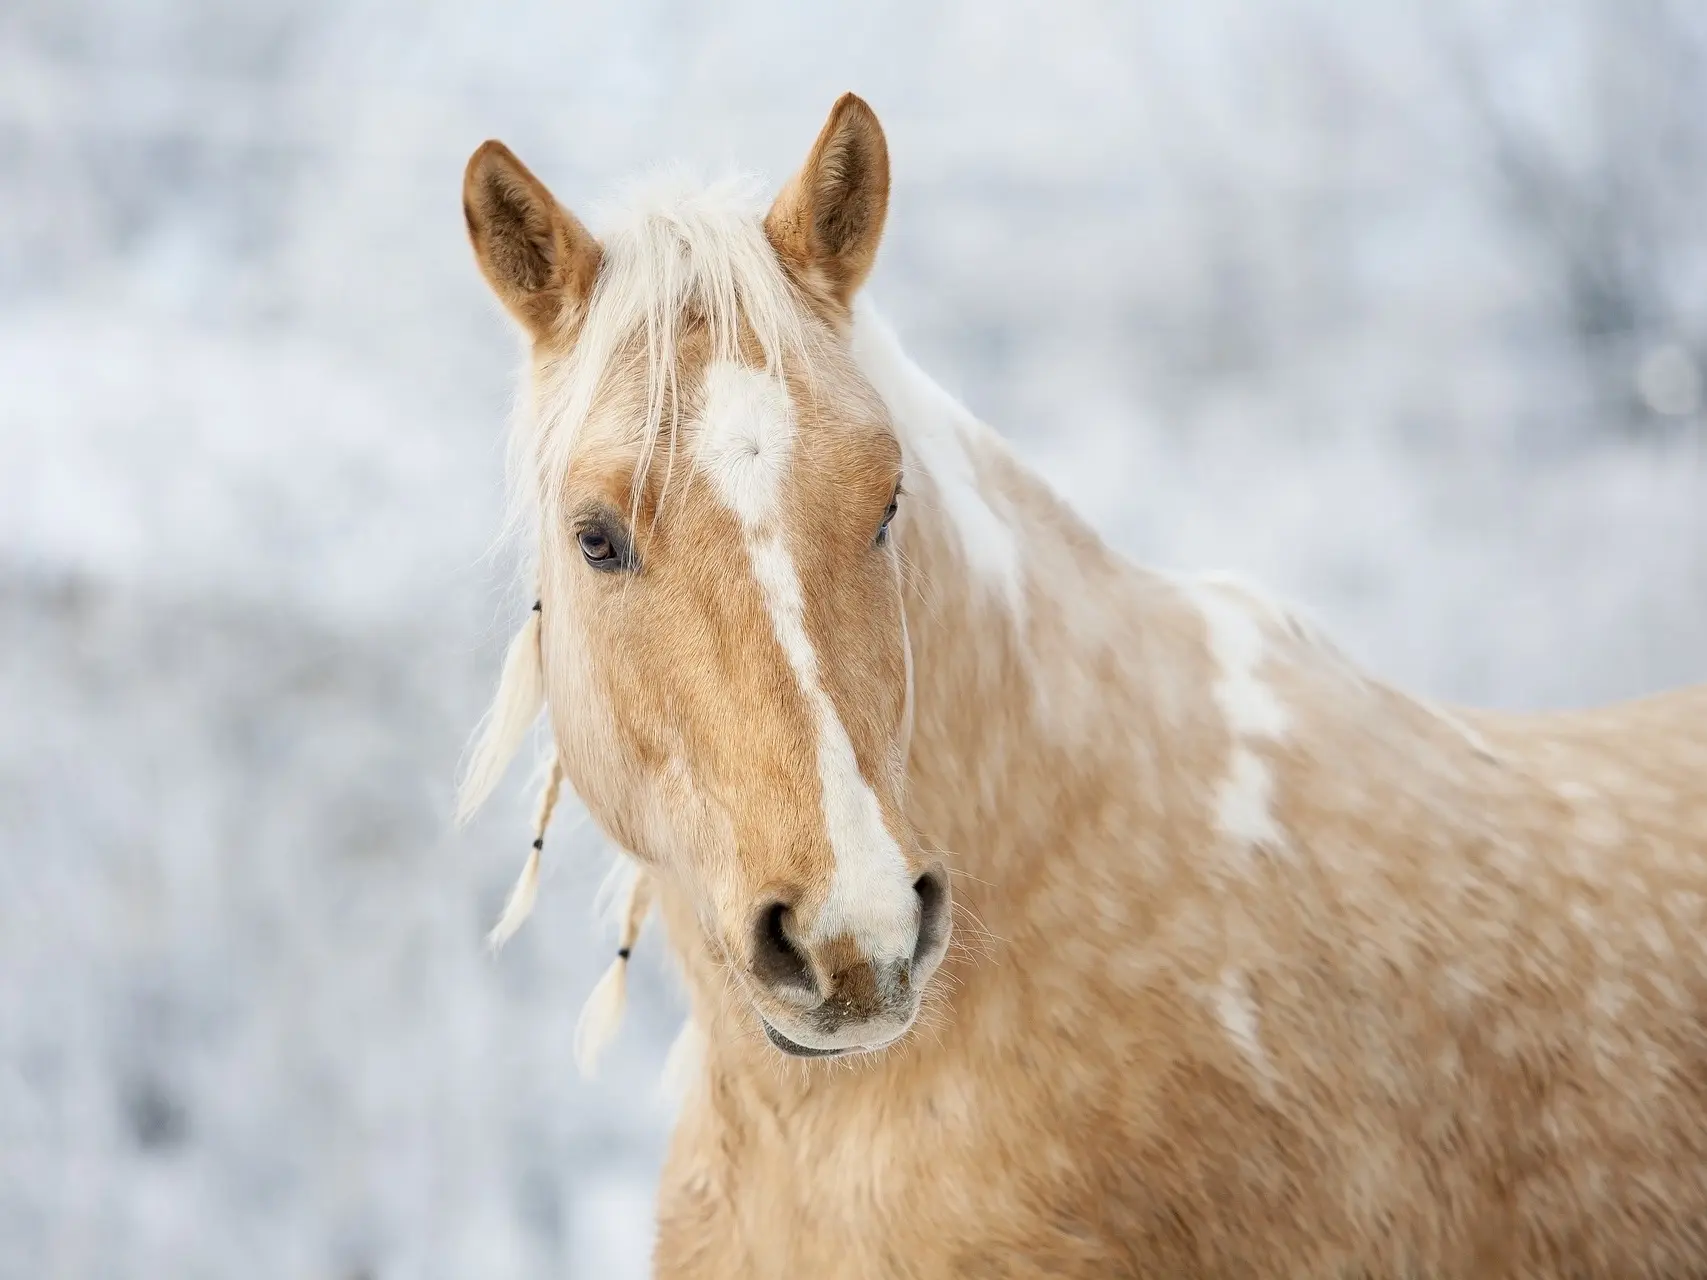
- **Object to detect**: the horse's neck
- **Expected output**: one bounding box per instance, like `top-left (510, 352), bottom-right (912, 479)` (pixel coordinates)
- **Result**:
top-left (656, 308), bottom-right (1199, 1073)
top-left (853, 307), bottom-right (1188, 932)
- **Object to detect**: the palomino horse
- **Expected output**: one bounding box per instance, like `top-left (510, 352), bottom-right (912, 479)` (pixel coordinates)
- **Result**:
top-left (455, 95), bottom-right (1707, 1276)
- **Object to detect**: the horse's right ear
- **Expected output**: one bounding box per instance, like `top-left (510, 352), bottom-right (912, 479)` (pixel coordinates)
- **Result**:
top-left (765, 93), bottom-right (890, 319)
top-left (463, 141), bottom-right (602, 342)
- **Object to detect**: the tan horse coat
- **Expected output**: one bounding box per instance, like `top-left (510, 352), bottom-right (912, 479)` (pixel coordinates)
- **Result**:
top-left (457, 97), bottom-right (1707, 1278)
top-left (652, 311), bottom-right (1707, 1277)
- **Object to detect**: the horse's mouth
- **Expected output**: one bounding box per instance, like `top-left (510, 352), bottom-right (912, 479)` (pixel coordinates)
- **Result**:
top-left (761, 1017), bottom-right (911, 1059)
top-left (761, 1019), bottom-right (852, 1058)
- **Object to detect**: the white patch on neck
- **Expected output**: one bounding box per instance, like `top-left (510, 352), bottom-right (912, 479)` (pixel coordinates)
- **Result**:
top-left (1212, 968), bottom-right (1278, 1095)
top-left (697, 361), bottom-right (916, 958)
top-left (1217, 745), bottom-right (1283, 849)
top-left (1191, 582), bottom-right (1291, 857)
top-left (847, 301), bottom-right (1025, 617)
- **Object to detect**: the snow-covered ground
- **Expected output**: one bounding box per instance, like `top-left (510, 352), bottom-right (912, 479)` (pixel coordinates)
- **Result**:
top-left (3, 1), bottom-right (1704, 1275)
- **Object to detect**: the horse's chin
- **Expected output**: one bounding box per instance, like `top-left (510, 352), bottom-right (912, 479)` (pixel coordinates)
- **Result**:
top-left (759, 1015), bottom-right (911, 1060)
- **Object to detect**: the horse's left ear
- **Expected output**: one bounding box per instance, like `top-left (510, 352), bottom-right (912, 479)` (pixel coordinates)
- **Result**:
top-left (463, 140), bottom-right (602, 343)
top-left (765, 93), bottom-right (890, 317)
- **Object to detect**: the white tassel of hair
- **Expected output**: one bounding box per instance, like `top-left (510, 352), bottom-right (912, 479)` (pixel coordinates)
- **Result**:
top-left (456, 598), bottom-right (545, 826)
top-left (485, 752), bottom-right (564, 952)
top-left (573, 867), bottom-right (655, 1078)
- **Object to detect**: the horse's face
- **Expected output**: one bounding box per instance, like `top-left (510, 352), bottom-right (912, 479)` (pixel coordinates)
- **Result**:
top-left (463, 96), bottom-right (952, 1059)
top-left (543, 345), bottom-right (950, 1060)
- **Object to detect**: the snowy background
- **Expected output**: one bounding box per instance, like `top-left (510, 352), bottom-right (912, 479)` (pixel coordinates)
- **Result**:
top-left (3, 1), bottom-right (1705, 1276)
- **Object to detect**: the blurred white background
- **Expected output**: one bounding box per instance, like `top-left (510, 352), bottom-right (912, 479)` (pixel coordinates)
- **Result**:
top-left (2, 1), bottom-right (1704, 1276)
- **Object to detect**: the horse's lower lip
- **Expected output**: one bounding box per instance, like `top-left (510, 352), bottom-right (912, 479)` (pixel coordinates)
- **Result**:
top-left (761, 1019), bottom-right (855, 1058)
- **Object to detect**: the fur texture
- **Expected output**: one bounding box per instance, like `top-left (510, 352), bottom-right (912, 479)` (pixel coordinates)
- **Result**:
top-left (459, 96), bottom-right (1707, 1278)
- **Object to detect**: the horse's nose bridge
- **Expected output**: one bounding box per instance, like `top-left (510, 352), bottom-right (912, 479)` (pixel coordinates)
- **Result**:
top-left (804, 858), bottom-right (923, 966)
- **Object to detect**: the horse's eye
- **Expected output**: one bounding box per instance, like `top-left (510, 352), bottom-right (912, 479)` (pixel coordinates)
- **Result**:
top-left (578, 528), bottom-right (619, 569)
top-left (876, 498), bottom-right (899, 545)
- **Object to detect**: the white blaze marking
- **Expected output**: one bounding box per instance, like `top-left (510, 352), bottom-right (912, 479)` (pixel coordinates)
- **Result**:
top-left (696, 362), bottom-right (794, 524)
top-left (697, 361), bottom-right (915, 957)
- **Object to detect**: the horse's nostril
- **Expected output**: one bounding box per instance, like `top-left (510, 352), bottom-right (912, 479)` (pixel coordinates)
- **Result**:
top-left (751, 900), bottom-right (815, 994)
top-left (913, 867), bottom-right (950, 966)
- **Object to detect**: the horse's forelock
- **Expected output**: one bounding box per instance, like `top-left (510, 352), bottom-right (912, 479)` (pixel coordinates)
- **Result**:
top-left (515, 169), bottom-right (817, 553)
